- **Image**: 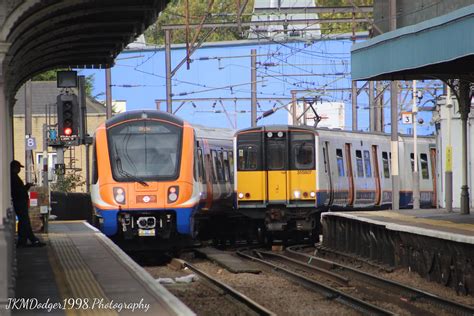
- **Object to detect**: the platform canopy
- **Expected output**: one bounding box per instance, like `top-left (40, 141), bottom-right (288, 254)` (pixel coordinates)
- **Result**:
top-left (3, 0), bottom-right (168, 97)
top-left (351, 4), bottom-right (474, 81)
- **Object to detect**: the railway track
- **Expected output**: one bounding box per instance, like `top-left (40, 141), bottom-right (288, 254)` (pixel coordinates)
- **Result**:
top-left (181, 260), bottom-right (275, 316)
top-left (237, 249), bottom-right (395, 315)
top-left (281, 245), bottom-right (474, 316)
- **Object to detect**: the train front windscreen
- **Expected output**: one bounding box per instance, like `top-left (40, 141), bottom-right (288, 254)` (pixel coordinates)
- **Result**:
top-left (107, 119), bottom-right (183, 182)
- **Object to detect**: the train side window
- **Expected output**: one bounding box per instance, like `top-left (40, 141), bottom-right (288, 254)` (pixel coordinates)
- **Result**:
top-left (228, 151), bottom-right (234, 180)
top-left (355, 150), bottom-right (364, 177)
top-left (197, 149), bottom-right (206, 184)
top-left (92, 139), bottom-right (98, 184)
top-left (420, 153), bottom-right (430, 179)
top-left (382, 151), bottom-right (390, 178)
top-left (211, 150), bottom-right (219, 184)
top-left (216, 151), bottom-right (225, 183)
top-left (336, 149), bottom-right (345, 177)
top-left (238, 145), bottom-right (258, 171)
top-left (322, 147), bottom-right (328, 173)
top-left (222, 151), bottom-right (230, 182)
top-left (410, 153), bottom-right (415, 171)
top-left (363, 150), bottom-right (372, 177)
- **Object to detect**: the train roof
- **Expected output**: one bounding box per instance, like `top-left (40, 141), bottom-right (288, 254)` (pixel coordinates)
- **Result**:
top-left (194, 124), bottom-right (235, 140)
top-left (235, 124), bottom-right (435, 140)
top-left (105, 110), bottom-right (184, 128)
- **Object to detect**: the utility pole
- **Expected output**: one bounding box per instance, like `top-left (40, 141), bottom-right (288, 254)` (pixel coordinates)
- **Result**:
top-left (78, 76), bottom-right (90, 193)
top-left (291, 90), bottom-right (297, 125)
top-left (351, 13), bottom-right (358, 131)
top-left (412, 80), bottom-right (420, 209)
top-left (251, 49), bottom-right (257, 127)
top-left (369, 81), bottom-right (375, 131)
top-left (458, 80), bottom-right (470, 214)
top-left (25, 80), bottom-right (33, 183)
top-left (165, 30), bottom-right (173, 113)
top-left (389, 0), bottom-right (399, 210)
top-left (105, 68), bottom-right (112, 119)
top-left (445, 86), bottom-right (453, 212)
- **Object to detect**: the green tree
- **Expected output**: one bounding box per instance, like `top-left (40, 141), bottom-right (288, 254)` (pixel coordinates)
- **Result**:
top-left (145, 0), bottom-right (373, 44)
top-left (145, 0), bottom-right (255, 45)
top-left (51, 172), bottom-right (85, 193)
top-left (32, 69), bottom-right (95, 97)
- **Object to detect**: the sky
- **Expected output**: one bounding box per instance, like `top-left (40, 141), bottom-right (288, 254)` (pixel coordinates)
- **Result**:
top-left (78, 38), bottom-right (437, 135)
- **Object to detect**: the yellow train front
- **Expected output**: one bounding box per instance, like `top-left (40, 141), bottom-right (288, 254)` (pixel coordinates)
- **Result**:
top-left (234, 125), bottom-right (321, 243)
top-left (91, 110), bottom-right (234, 251)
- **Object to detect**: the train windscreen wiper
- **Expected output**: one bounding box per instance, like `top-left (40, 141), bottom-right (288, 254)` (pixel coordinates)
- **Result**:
top-left (114, 144), bottom-right (149, 187)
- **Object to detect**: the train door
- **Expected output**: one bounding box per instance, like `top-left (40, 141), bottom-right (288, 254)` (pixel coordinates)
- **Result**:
top-left (266, 131), bottom-right (288, 204)
top-left (429, 148), bottom-right (437, 207)
top-left (323, 141), bottom-right (334, 206)
top-left (372, 145), bottom-right (382, 205)
top-left (345, 143), bottom-right (354, 206)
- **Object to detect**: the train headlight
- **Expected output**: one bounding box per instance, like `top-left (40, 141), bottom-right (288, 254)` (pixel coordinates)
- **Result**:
top-left (267, 132), bottom-right (273, 138)
top-left (238, 192), bottom-right (244, 199)
top-left (293, 190), bottom-right (301, 199)
top-left (277, 131), bottom-right (284, 138)
top-left (310, 191), bottom-right (316, 198)
top-left (168, 186), bottom-right (179, 203)
top-left (113, 187), bottom-right (126, 204)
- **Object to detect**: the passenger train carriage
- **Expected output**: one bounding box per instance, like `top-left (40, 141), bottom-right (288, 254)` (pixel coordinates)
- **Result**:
top-left (91, 110), bottom-right (235, 250)
top-left (234, 125), bottom-right (437, 242)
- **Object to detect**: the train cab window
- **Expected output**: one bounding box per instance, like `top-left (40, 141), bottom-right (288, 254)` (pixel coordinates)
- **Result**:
top-left (336, 149), bottom-right (345, 177)
top-left (420, 153), bottom-right (430, 179)
top-left (290, 132), bottom-right (315, 170)
top-left (267, 143), bottom-right (285, 170)
top-left (363, 150), bottom-right (372, 177)
top-left (238, 145), bottom-right (258, 171)
top-left (107, 119), bottom-right (182, 182)
top-left (382, 151), bottom-right (390, 178)
top-left (355, 150), bottom-right (364, 177)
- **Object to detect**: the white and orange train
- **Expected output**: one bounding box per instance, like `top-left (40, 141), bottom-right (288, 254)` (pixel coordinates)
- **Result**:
top-left (90, 110), bottom-right (236, 250)
top-left (234, 125), bottom-right (437, 243)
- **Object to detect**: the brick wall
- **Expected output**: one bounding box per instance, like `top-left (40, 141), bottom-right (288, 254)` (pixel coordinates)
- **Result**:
top-left (13, 114), bottom-right (106, 192)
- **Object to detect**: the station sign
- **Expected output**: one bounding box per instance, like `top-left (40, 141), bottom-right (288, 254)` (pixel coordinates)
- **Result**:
top-left (401, 112), bottom-right (413, 124)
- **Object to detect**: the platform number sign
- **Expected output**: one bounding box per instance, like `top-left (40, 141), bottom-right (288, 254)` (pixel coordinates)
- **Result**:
top-left (401, 112), bottom-right (413, 124)
top-left (25, 136), bottom-right (36, 150)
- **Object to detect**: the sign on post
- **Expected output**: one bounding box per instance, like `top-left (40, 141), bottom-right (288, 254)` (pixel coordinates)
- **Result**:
top-left (401, 112), bottom-right (413, 124)
top-left (25, 136), bottom-right (36, 150)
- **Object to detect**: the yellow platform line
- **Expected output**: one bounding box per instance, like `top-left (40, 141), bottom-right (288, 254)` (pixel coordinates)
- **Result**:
top-left (47, 234), bottom-right (118, 316)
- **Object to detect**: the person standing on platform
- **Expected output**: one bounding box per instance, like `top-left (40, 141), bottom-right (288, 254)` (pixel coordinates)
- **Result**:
top-left (10, 160), bottom-right (45, 247)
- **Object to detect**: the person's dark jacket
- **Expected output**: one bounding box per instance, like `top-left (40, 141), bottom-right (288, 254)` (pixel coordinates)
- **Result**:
top-left (11, 173), bottom-right (30, 202)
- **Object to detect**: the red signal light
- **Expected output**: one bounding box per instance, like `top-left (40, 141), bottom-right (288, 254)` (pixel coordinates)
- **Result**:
top-left (64, 127), bottom-right (73, 136)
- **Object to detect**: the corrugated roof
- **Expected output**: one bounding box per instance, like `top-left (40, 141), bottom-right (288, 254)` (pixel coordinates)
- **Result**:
top-left (351, 4), bottom-right (474, 81)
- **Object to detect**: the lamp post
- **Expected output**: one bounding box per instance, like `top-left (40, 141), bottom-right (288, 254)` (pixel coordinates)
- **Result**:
top-left (412, 80), bottom-right (420, 209)
top-left (445, 86), bottom-right (453, 212)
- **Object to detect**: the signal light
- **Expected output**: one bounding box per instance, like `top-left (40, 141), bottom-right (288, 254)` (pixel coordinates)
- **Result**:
top-left (57, 94), bottom-right (79, 139)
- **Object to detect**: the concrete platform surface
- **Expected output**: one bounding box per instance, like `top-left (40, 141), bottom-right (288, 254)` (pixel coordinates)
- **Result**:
top-left (13, 221), bottom-right (194, 316)
top-left (322, 209), bottom-right (474, 244)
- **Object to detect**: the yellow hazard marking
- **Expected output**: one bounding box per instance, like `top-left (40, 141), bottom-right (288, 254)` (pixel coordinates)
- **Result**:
top-left (446, 145), bottom-right (453, 172)
top-left (47, 234), bottom-right (117, 316)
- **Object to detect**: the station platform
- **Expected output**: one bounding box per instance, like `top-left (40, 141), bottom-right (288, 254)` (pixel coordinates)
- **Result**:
top-left (13, 221), bottom-right (194, 316)
top-left (321, 209), bottom-right (474, 295)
